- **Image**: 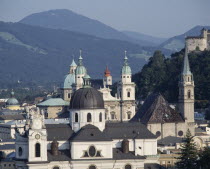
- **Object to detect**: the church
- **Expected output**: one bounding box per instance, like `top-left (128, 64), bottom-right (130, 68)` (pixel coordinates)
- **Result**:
top-left (60, 51), bottom-right (136, 122)
top-left (13, 43), bottom-right (205, 168)
top-left (15, 74), bottom-right (158, 169)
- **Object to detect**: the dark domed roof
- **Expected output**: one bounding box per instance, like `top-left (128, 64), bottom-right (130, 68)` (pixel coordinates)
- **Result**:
top-left (70, 87), bottom-right (104, 109)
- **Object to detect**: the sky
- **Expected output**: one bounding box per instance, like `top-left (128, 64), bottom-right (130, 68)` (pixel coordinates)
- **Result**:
top-left (0, 0), bottom-right (209, 38)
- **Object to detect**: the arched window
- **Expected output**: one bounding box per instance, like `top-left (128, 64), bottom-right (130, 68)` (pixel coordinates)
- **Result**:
top-left (18, 147), bottom-right (23, 156)
top-left (68, 93), bottom-right (71, 98)
top-left (111, 112), bottom-right (116, 120)
top-left (75, 113), bottom-right (78, 122)
top-left (53, 166), bottom-right (60, 169)
top-left (127, 112), bottom-right (131, 119)
top-left (35, 143), bottom-right (41, 157)
top-left (99, 113), bottom-right (102, 122)
top-left (89, 165), bottom-right (96, 169)
top-left (187, 90), bottom-right (191, 99)
top-left (127, 92), bottom-right (130, 98)
top-left (105, 113), bottom-right (107, 120)
top-left (125, 164), bottom-right (132, 169)
top-left (87, 113), bottom-right (92, 122)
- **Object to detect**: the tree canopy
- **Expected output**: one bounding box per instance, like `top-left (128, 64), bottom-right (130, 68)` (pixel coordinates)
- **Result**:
top-left (133, 49), bottom-right (210, 108)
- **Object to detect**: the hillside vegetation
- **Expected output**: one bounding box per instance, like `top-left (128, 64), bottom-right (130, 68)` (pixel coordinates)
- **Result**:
top-left (0, 21), bottom-right (155, 86)
top-left (133, 49), bottom-right (210, 107)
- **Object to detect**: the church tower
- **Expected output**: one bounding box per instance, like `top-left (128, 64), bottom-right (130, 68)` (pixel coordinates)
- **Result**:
top-left (61, 59), bottom-right (77, 101)
top-left (103, 66), bottom-right (112, 87)
top-left (74, 50), bottom-right (87, 91)
top-left (179, 45), bottom-right (195, 124)
top-left (117, 51), bottom-right (135, 121)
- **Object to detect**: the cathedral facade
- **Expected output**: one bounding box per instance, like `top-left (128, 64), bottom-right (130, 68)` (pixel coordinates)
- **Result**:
top-left (61, 51), bottom-right (136, 122)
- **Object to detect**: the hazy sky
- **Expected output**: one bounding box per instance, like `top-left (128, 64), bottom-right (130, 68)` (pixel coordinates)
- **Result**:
top-left (0, 0), bottom-right (209, 38)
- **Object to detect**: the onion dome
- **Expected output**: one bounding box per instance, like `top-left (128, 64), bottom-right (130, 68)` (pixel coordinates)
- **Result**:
top-left (104, 66), bottom-right (111, 77)
top-left (75, 50), bottom-right (87, 75)
top-left (62, 73), bottom-right (75, 89)
top-left (70, 75), bottom-right (104, 109)
top-left (6, 91), bottom-right (19, 106)
top-left (121, 51), bottom-right (131, 75)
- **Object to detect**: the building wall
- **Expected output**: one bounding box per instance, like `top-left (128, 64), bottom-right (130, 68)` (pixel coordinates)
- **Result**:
top-left (147, 122), bottom-right (187, 140)
top-left (186, 38), bottom-right (207, 52)
top-left (71, 141), bottom-right (113, 159)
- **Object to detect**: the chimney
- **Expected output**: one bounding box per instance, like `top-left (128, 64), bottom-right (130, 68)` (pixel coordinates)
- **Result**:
top-left (51, 140), bottom-right (59, 156)
top-left (122, 139), bottom-right (129, 153)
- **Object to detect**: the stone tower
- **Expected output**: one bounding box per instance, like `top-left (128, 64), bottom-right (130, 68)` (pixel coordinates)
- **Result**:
top-left (117, 51), bottom-right (135, 121)
top-left (103, 66), bottom-right (112, 86)
top-left (179, 45), bottom-right (195, 133)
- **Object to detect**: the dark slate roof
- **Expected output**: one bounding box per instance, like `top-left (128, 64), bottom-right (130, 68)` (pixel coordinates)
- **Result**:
top-left (113, 148), bottom-right (145, 160)
top-left (46, 124), bottom-right (74, 141)
top-left (71, 124), bottom-right (112, 142)
top-left (48, 150), bottom-right (71, 161)
top-left (0, 109), bottom-right (23, 115)
top-left (104, 122), bottom-right (156, 139)
top-left (0, 144), bottom-right (15, 150)
top-left (144, 163), bottom-right (161, 169)
top-left (158, 136), bottom-right (183, 146)
top-left (70, 87), bottom-right (104, 109)
top-left (0, 114), bottom-right (25, 120)
top-left (131, 93), bottom-right (184, 124)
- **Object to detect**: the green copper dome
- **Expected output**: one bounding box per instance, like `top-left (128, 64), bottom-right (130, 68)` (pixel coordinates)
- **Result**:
top-left (75, 54), bottom-right (87, 75)
top-left (6, 91), bottom-right (19, 105)
top-left (121, 55), bottom-right (132, 75)
top-left (62, 73), bottom-right (76, 89)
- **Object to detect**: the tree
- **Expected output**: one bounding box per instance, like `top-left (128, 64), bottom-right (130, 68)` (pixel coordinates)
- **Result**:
top-left (176, 129), bottom-right (198, 169)
top-left (198, 146), bottom-right (210, 169)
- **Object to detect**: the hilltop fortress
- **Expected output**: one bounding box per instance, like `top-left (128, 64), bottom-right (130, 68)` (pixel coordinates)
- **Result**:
top-left (186, 28), bottom-right (210, 52)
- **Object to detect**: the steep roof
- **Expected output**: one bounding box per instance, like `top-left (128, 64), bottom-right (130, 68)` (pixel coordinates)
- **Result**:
top-left (132, 93), bottom-right (184, 124)
top-left (182, 45), bottom-right (192, 75)
top-left (46, 124), bottom-right (74, 141)
top-left (37, 98), bottom-right (69, 107)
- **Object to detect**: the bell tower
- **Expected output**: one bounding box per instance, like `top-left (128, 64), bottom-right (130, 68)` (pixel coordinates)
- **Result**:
top-left (103, 66), bottom-right (112, 87)
top-left (117, 51), bottom-right (135, 121)
top-left (179, 44), bottom-right (195, 124)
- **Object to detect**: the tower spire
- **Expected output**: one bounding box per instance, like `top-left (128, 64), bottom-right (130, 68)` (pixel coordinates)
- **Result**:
top-left (78, 50), bottom-right (83, 66)
top-left (124, 50), bottom-right (128, 66)
top-left (182, 44), bottom-right (192, 75)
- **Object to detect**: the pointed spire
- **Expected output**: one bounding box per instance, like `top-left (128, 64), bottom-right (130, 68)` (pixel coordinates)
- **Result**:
top-left (124, 50), bottom-right (128, 66)
top-left (70, 57), bottom-right (77, 67)
top-left (78, 49), bottom-right (83, 66)
top-left (182, 44), bottom-right (192, 75)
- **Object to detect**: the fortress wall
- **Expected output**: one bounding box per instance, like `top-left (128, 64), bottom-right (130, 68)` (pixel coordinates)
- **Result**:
top-left (186, 38), bottom-right (207, 52)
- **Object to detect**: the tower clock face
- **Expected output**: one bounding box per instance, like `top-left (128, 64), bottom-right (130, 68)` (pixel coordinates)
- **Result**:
top-left (35, 134), bottom-right (40, 139)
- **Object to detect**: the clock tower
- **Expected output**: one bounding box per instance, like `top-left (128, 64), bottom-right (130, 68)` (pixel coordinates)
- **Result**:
top-left (28, 108), bottom-right (48, 162)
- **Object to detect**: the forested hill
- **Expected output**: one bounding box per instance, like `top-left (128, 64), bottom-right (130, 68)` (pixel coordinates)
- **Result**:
top-left (0, 21), bottom-right (155, 86)
top-left (133, 49), bottom-right (210, 107)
